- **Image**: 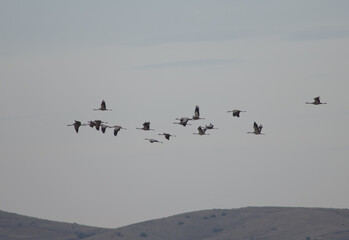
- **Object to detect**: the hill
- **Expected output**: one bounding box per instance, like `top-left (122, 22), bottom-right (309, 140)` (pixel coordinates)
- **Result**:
top-left (0, 210), bottom-right (108, 240)
top-left (1, 207), bottom-right (349, 240)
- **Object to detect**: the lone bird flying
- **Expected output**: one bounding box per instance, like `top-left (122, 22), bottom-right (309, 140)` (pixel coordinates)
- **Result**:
top-left (158, 133), bottom-right (176, 140)
top-left (306, 96), bottom-right (327, 105)
top-left (137, 122), bottom-right (154, 131)
top-left (94, 100), bottom-right (112, 111)
top-left (247, 122), bottom-right (265, 135)
top-left (227, 109), bottom-right (246, 117)
top-left (145, 138), bottom-right (163, 143)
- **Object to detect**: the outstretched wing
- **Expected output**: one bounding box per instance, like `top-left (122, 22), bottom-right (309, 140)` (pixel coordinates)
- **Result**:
top-left (194, 105), bottom-right (200, 118)
top-left (258, 124), bottom-right (263, 133)
top-left (101, 100), bottom-right (106, 109)
top-left (74, 121), bottom-right (81, 133)
top-left (114, 128), bottom-right (119, 136)
top-left (101, 125), bottom-right (108, 133)
top-left (253, 122), bottom-right (259, 133)
top-left (314, 96), bottom-right (320, 104)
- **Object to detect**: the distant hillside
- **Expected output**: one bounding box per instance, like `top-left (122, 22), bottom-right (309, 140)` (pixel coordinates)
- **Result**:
top-left (1, 207), bottom-right (349, 240)
top-left (0, 210), bottom-right (108, 240)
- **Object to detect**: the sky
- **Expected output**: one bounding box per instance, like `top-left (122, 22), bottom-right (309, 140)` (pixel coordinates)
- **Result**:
top-left (1, 0), bottom-right (349, 228)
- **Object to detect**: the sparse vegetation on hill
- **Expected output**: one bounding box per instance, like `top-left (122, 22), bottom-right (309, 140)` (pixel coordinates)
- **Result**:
top-left (1, 207), bottom-right (349, 240)
top-left (0, 210), bottom-right (108, 240)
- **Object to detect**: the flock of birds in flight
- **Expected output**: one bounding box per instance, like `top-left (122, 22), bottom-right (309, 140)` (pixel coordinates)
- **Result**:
top-left (67, 96), bottom-right (327, 143)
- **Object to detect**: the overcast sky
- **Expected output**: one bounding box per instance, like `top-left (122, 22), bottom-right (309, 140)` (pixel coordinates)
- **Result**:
top-left (1, 0), bottom-right (349, 228)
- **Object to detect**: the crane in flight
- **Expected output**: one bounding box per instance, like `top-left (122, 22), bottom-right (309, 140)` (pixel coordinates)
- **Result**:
top-left (247, 122), bottom-right (265, 135)
top-left (227, 109), bottom-right (246, 117)
top-left (174, 117), bottom-right (192, 127)
top-left (101, 124), bottom-right (109, 133)
top-left (193, 126), bottom-right (209, 135)
top-left (192, 105), bottom-right (205, 120)
top-left (306, 96), bottom-right (327, 105)
top-left (205, 123), bottom-right (218, 130)
top-left (94, 100), bottom-right (112, 111)
top-left (145, 138), bottom-right (163, 143)
top-left (137, 122), bottom-right (154, 131)
top-left (109, 125), bottom-right (126, 136)
top-left (67, 120), bottom-right (86, 133)
top-left (158, 133), bottom-right (176, 140)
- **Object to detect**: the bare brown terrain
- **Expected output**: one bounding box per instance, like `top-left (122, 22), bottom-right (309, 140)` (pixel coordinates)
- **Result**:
top-left (1, 207), bottom-right (349, 240)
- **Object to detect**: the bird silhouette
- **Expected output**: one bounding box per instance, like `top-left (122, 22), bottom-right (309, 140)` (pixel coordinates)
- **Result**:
top-left (193, 126), bottom-right (209, 135)
top-left (145, 138), bottom-right (163, 143)
top-left (192, 105), bottom-right (205, 120)
top-left (94, 100), bottom-right (112, 111)
top-left (101, 124), bottom-right (109, 133)
top-left (306, 96), bottom-right (327, 105)
top-left (205, 123), bottom-right (218, 130)
top-left (137, 122), bottom-right (154, 131)
top-left (109, 125), bottom-right (126, 136)
top-left (227, 109), bottom-right (246, 117)
top-left (247, 122), bottom-right (265, 135)
top-left (67, 120), bottom-right (86, 133)
top-left (174, 117), bottom-right (192, 127)
top-left (158, 133), bottom-right (176, 140)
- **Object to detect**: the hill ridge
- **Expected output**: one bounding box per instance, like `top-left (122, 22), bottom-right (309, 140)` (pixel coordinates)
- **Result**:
top-left (1, 207), bottom-right (349, 240)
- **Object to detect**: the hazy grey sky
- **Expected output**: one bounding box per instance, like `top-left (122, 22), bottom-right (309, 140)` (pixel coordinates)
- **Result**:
top-left (1, 0), bottom-right (349, 228)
